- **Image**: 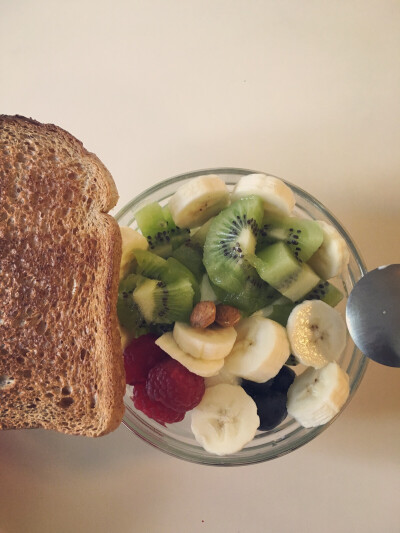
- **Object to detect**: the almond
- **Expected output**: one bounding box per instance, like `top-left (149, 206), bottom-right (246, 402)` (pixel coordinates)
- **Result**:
top-left (215, 305), bottom-right (241, 328)
top-left (190, 301), bottom-right (216, 329)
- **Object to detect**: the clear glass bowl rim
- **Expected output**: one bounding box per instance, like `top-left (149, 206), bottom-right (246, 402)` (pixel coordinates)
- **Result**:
top-left (115, 167), bottom-right (368, 466)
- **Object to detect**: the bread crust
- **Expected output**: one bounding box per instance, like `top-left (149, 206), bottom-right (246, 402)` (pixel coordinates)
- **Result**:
top-left (0, 115), bottom-right (125, 436)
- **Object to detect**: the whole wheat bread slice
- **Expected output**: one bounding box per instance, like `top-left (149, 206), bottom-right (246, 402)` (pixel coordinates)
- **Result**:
top-left (0, 115), bottom-right (125, 436)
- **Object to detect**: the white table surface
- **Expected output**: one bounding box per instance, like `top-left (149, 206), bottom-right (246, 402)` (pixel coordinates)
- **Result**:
top-left (1, 2), bottom-right (399, 532)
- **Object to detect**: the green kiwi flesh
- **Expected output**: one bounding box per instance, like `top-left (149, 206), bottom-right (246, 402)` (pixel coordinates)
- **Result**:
top-left (162, 205), bottom-right (176, 228)
top-left (210, 268), bottom-right (280, 316)
top-left (299, 279), bottom-right (344, 307)
top-left (135, 202), bottom-right (167, 236)
top-left (171, 240), bottom-right (205, 281)
top-left (262, 302), bottom-right (296, 327)
top-left (165, 257), bottom-right (200, 303)
top-left (134, 249), bottom-right (200, 304)
top-left (249, 242), bottom-right (320, 301)
top-left (200, 274), bottom-right (218, 301)
top-left (135, 249), bottom-right (168, 279)
top-left (132, 277), bottom-right (194, 324)
top-left (122, 191), bottom-right (342, 335)
top-left (258, 279), bottom-right (344, 327)
top-left (190, 217), bottom-right (214, 247)
top-left (135, 202), bottom-right (189, 257)
top-left (117, 275), bottom-right (149, 337)
top-left (249, 242), bottom-right (301, 291)
top-left (203, 196), bottom-right (264, 293)
top-left (257, 213), bottom-right (323, 262)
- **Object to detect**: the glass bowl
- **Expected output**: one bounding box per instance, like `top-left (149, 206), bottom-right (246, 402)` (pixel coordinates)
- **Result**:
top-left (115, 168), bottom-right (368, 466)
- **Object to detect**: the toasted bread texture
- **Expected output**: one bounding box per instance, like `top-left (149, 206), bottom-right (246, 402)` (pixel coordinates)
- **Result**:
top-left (0, 115), bottom-right (125, 436)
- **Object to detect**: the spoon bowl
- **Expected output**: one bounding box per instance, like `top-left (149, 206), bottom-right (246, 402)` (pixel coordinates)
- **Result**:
top-left (346, 264), bottom-right (400, 368)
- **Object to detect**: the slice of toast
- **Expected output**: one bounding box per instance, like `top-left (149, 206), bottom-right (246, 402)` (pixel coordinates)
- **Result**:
top-left (0, 115), bottom-right (125, 437)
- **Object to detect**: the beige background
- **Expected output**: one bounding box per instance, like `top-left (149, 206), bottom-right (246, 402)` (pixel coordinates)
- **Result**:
top-left (1, 1), bottom-right (399, 532)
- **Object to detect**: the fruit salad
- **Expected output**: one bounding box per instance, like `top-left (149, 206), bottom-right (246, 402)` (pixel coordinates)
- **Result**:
top-left (118, 173), bottom-right (351, 456)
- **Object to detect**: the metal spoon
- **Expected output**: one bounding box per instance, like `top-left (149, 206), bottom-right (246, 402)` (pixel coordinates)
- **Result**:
top-left (346, 264), bottom-right (400, 367)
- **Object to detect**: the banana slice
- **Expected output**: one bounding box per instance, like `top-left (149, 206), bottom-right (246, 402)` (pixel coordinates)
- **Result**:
top-left (224, 316), bottom-right (291, 383)
top-left (231, 174), bottom-right (295, 216)
top-left (287, 362), bottom-right (350, 428)
top-left (155, 332), bottom-right (224, 377)
top-left (191, 384), bottom-right (260, 455)
top-left (286, 300), bottom-right (347, 368)
top-left (308, 220), bottom-right (350, 280)
top-left (173, 322), bottom-right (237, 361)
top-left (168, 174), bottom-right (230, 229)
top-left (119, 226), bottom-right (149, 279)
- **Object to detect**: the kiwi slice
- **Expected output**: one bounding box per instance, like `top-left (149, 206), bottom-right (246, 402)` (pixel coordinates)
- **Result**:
top-left (190, 217), bottom-right (215, 247)
top-left (118, 272), bottom-right (174, 336)
top-left (135, 202), bottom-right (189, 257)
top-left (165, 257), bottom-right (200, 303)
top-left (117, 274), bottom-right (149, 336)
top-left (135, 202), bottom-right (167, 237)
top-left (263, 302), bottom-right (296, 327)
top-left (260, 279), bottom-right (344, 327)
top-left (132, 277), bottom-right (194, 324)
top-left (257, 213), bottom-right (323, 262)
top-left (210, 268), bottom-right (280, 316)
top-left (250, 243), bottom-right (301, 291)
top-left (171, 240), bottom-right (205, 281)
top-left (170, 218), bottom-right (218, 282)
top-left (162, 204), bottom-right (176, 228)
top-left (134, 249), bottom-right (200, 303)
top-left (135, 250), bottom-right (168, 279)
top-left (203, 196), bottom-right (264, 293)
top-left (200, 274), bottom-right (218, 301)
top-left (135, 249), bottom-right (168, 279)
top-left (299, 280), bottom-right (344, 307)
top-left (249, 242), bottom-right (320, 302)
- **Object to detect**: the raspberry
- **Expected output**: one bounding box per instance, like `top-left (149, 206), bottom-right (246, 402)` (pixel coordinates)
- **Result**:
top-left (124, 334), bottom-right (167, 385)
top-left (146, 359), bottom-right (205, 412)
top-left (132, 384), bottom-right (185, 426)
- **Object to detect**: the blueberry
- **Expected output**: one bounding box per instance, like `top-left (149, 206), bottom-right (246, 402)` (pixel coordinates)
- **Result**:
top-left (270, 366), bottom-right (296, 394)
top-left (254, 390), bottom-right (288, 431)
top-left (241, 378), bottom-right (273, 397)
top-left (240, 366), bottom-right (295, 432)
top-left (242, 366), bottom-right (295, 398)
